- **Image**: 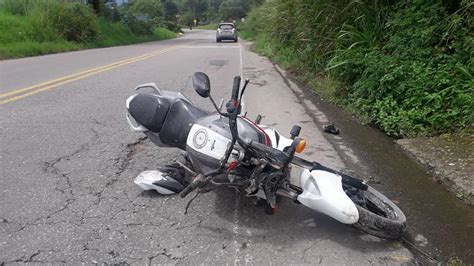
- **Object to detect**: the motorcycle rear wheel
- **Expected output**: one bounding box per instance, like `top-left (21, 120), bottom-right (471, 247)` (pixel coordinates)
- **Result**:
top-left (343, 179), bottom-right (406, 240)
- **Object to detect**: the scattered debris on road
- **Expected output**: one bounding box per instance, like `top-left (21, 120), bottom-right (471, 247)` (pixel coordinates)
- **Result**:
top-left (323, 124), bottom-right (340, 135)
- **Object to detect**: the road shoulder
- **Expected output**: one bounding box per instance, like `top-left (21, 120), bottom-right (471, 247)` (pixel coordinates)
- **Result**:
top-left (240, 40), bottom-right (415, 265)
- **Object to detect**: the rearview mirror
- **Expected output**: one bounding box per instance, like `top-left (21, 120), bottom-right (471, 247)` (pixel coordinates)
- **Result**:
top-left (192, 72), bottom-right (211, 98)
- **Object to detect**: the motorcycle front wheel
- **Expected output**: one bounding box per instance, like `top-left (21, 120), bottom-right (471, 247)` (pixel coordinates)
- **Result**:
top-left (343, 179), bottom-right (406, 239)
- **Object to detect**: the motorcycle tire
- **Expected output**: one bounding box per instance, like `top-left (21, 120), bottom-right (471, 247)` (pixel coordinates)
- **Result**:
top-left (343, 179), bottom-right (406, 240)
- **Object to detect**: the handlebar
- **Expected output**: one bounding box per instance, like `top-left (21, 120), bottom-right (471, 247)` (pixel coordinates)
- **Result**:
top-left (245, 138), bottom-right (303, 168)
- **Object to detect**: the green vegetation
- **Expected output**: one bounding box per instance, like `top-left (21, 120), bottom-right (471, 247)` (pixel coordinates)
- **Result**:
top-left (196, 23), bottom-right (218, 30)
top-left (0, 0), bottom-right (179, 59)
top-left (241, 0), bottom-right (473, 137)
top-left (0, 0), bottom-right (265, 59)
top-left (172, 0), bottom-right (262, 26)
top-left (95, 18), bottom-right (172, 47)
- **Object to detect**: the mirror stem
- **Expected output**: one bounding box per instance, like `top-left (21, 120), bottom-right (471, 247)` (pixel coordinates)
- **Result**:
top-left (210, 95), bottom-right (229, 117)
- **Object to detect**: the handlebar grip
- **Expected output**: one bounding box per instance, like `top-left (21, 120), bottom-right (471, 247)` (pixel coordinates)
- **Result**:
top-left (227, 76), bottom-right (241, 113)
top-left (231, 76), bottom-right (241, 101)
top-left (179, 183), bottom-right (195, 198)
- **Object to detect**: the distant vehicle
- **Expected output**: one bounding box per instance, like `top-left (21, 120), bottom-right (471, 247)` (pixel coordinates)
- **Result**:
top-left (216, 23), bottom-right (238, 43)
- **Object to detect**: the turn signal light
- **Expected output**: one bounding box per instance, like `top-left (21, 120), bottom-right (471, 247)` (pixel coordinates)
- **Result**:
top-left (295, 139), bottom-right (306, 153)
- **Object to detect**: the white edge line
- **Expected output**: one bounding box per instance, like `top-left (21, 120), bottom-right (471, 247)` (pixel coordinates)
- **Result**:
top-left (233, 38), bottom-right (245, 265)
top-left (239, 40), bottom-right (246, 114)
top-left (181, 46), bottom-right (239, 49)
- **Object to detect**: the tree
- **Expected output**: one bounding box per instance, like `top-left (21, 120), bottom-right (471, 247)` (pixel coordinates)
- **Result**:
top-left (206, 0), bottom-right (225, 20)
top-left (163, 1), bottom-right (179, 21)
top-left (87, 0), bottom-right (102, 14)
top-left (184, 0), bottom-right (209, 22)
top-left (126, 0), bottom-right (164, 26)
top-left (219, 0), bottom-right (246, 21)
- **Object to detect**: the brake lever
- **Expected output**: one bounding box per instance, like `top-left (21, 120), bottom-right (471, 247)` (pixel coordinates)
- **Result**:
top-left (239, 79), bottom-right (250, 101)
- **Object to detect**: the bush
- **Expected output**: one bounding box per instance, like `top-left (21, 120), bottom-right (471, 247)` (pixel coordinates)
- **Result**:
top-left (330, 1), bottom-right (473, 136)
top-left (51, 3), bottom-right (99, 42)
top-left (0, 0), bottom-right (31, 15)
top-left (162, 21), bottom-right (181, 32)
top-left (95, 18), bottom-right (160, 47)
top-left (125, 16), bottom-right (153, 35)
top-left (153, 27), bottom-right (177, 40)
top-left (0, 0), bottom-right (99, 42)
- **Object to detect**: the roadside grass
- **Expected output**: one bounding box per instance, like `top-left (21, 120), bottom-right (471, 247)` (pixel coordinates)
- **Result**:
top-left (152, 27), bottom-right (177, 40)
top-left (0, 6), bottom-right (177, 59)
top-left (237, 30), bottom-right (256, 40)
top-left (95, 18), bottom-right (148, 47)
top-left (94, 19), bottom-right (176, 47)
top-left (0, 10), bottom-right (80, 59)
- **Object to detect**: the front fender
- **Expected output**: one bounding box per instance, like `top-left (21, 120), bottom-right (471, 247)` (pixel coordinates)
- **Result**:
top-left (297, 169), bottom-right (359, 224)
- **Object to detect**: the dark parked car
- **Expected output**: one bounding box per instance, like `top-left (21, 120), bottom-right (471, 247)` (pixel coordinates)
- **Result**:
top-left (216, 23), bottom-right (238, 42)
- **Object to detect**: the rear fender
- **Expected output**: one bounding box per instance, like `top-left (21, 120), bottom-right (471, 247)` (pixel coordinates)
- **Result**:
top-left (297, 169), bottom-right (359, 224)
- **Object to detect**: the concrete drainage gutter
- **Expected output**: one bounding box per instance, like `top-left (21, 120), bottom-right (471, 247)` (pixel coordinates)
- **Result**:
top-left (396, 135), bottom-right (473, 205)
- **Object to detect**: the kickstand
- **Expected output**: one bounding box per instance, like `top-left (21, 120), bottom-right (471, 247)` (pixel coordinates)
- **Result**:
top-left (184, 191), bottom-right (200, 214)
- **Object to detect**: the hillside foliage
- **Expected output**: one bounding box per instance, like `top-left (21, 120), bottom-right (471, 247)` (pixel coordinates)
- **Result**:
top-left (241, 0), bottom-right (473, 137)
top-left (0, 0), bottom-right (179, 59)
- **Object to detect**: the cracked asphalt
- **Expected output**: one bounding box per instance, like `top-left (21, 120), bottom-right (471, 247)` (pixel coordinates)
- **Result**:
top-left (1, 30), bottom-right (413, 264)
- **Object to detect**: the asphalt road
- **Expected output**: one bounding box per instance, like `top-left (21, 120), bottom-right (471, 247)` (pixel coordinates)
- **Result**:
top-left (0, 30), bottom-right (413, 264)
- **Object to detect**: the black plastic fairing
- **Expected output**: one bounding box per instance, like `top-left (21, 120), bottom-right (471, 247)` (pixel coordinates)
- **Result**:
top-left (152, 176), bottom-right (184, 193)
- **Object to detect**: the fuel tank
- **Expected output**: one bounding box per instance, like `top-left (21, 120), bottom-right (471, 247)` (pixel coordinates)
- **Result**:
top-left (186, 114), bottom-right (270, 174)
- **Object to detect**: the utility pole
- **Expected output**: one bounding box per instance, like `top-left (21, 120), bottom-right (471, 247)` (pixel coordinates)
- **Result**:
top-left (193, 1), bottom-right (196, 27)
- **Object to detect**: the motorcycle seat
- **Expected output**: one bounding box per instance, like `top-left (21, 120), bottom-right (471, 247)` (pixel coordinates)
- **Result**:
top-left (128, 93), bottom-right (170, 133)
top-left (159, 99), bottom-right (209, 150)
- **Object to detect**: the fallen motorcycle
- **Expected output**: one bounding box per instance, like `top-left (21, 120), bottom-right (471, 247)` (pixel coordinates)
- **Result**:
top-left (125, 72), bottom-right (406, 239)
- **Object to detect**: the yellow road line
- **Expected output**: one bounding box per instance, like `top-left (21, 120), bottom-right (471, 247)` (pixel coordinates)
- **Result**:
top-left (0, 46), bottom-right (178, 99)
top-left (0, 45), bottom-right (180, 104)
